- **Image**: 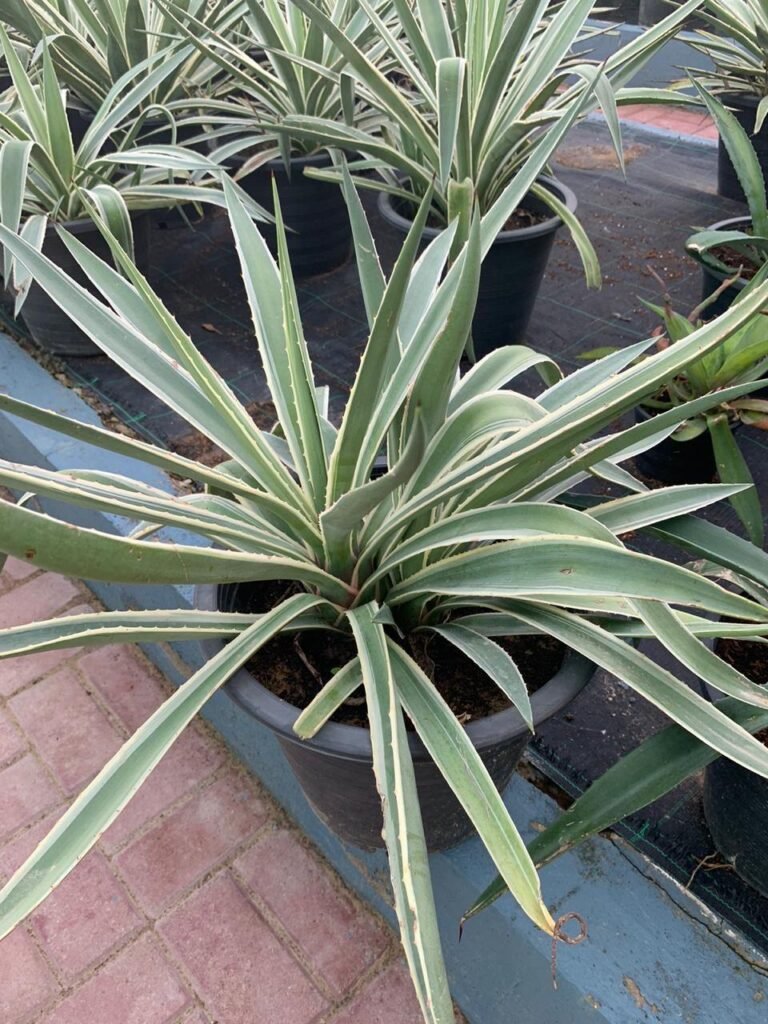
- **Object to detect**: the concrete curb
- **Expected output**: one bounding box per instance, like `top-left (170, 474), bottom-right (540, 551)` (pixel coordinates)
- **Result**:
top-left (1, 332), bottom-right (766, 1023)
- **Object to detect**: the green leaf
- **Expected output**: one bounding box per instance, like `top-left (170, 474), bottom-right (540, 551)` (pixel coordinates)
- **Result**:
top-left (430, 624), bottom-right (533, 728)
top-left (708, 413), bottom-right (763, 547)
top-left (0, 609), bottom-right (263, 657)
top-left (0, 500), bottom-right (351, 603)
top-left (436, 57), bottom-right (465, 189)
top-left (388, 536), bottom-right (768, 623)
top-left (293, 656), bottom-right (362, 739)
top-left (348, 605), bottom-right (453, 1024)
top-left (389, 639), bottom-right (554, 934)
top-left (464, 688), bottom-right (768, 923)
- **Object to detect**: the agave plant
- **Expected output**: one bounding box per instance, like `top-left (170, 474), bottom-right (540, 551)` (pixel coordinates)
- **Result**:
top-left (4, 167), bottom-right (768, 1022)
top-left (0, 27), bottom-right (266, 313)
top-left (686, 0), bottom-right (768, 111)
top-left (245, 0), bottom-right (705, 267)
top-left (0, 0), bottom-right (241, 118)
top-left (158, 0), bottom-right (394, 168)
top-left (638, 279), bottom-right (768, 545)
top-left (686, 84), bottom-right (768, 279)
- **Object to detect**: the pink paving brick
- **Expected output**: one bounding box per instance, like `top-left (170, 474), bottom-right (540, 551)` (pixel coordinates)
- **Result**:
top-left (115, 770), bottom-right (268, 913)
top-left (332, 961), bottom-right (436, 1024)
top-left (235, 828), bottom-right (390, 994)
top-left (0, 808), bottom-right (64, 884)
top-left (2, 556), bottom-right (38, 583)
top-left (0, 928), bottom-right (59, 1024)
top-left (0, 603), bottom-right (93, 699)
top-left (41, 933), bottom-right (189, 1024)
top-left (101, 728), bottom-right (225, 853)
top-left (30, 850), bottom-right (142, 980)
top-left (9, 666), bottom-right (123, 795)
top-left (0, 706), bottom-right (26, 765)
top-left (0, 754), bottom-right (60, 841)
top-left (80, 644), bottom-right (173, 731)
top-left (159, 872), bottom-right (326, 1024)
top-left (0, 574), bottom-right (80, 630)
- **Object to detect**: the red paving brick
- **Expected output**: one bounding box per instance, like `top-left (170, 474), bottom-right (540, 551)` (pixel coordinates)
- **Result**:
top-left (101, 728), bottom-right (225, 853)
top-left (9, 665), bottom-right (123, 795)
top-left (236, 828), bottom-right (390, 994)
top-left (332, 961), bottom-right (430, 1024)
top-left (159, 872), bottom-right (327, 1024)
top-left (115, 770), bottom-right (268, 913)
top-left (2, 556), bottom-right (38, 583)
top-left (80, 644), bottom-right (170, 731)
top-left (0, 929), bottom-right (59, 1024)
top-left (0, 754), bottom-right (60, 841)
top-left (41, 934), bottom-right (190, 1024)
top-left (0, 574), bottom-right (80, 629)
top-left (0, 705), bottom-right (25, 764)
top-left (30, 851), bottom-right (142, 980)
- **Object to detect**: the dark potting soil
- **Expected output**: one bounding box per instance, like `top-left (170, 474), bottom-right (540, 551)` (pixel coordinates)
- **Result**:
top-left (8, 119), bottom-right (768, 951)
top-left (236, 580), bottom-right (563, 728)
top-left (710, 242), bottom-right (757, 280)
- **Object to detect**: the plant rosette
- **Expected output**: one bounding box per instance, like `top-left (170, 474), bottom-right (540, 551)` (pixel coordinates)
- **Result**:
top-left (264, 0), bottom-right (704, 358)
top-left (0, 30), bottom-right (270, 352)
top-left (6, 171), bottom-right (768, 1023)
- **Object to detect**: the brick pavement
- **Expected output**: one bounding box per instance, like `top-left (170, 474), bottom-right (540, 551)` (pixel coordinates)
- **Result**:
top-left (0, 556), bottom-right (452, 1024)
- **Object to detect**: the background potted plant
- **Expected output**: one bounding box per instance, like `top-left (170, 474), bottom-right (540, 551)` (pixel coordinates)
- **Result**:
top-left (268, 0), bottom-right (704, 358)
top-left (3, 172), bottom-right (768, 1022)
top-left (0, 30), bottom-right (268, 355)
top-left (685, 0), bottom-right (768, 201)
top-left (626, 278), bottom-right (768, 548)
top-left (162, 0), bottom-right (393, 276)
top-left (0, 0), bottom-right (238, 143)
top-left (686, 84), bottom-right (768, 314)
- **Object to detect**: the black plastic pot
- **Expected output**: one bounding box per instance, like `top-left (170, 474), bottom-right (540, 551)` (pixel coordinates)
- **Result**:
top-left (196, 582), bottom-right (594, 851)
top-left (702, 674), bottom-right (768, 899)
top-left (698, 213), bottom-right (749, 318)
top-left (378, 176), bottom-right (576, 360)
top-left (15, 214), bottom-right (149, 356)
top-left (717, 94), bottom-right (768, 203)
top-left (632, 404), bottom-right (739, 484)
top-left (231, 150), bottom-right (352, 277)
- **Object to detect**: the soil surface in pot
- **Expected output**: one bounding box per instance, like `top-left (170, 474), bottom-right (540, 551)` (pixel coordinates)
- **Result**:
top-left (421, 204), bottom-right (548, 232)
top-left (715, 637), bottom-right (768, 747)
top-left (710, 244), bottom-right (758, 280)
top-left (237, 580), bottom-right (564, 728)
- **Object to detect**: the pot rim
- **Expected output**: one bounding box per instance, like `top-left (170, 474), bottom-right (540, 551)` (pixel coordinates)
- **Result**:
top-left (377, 174), bottom-right (577, 244)
top-left (195, 583), bottom-right (594, 763)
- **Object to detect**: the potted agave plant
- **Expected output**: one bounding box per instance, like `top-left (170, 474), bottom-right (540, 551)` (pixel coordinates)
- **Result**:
top-left (685, 0), bottom-right (768, 201)
top-left (161, 0), bottom-right (392, 275)
top-left (3, 170), bottom-right (768, 1020)
top-left (0, 30), bottom-right (267, 355)
top-left (269, 0), bottom-right (704, 358)
top-left (0, 0), bottom-right (239, 146)
top-left (625, 277), bottom-right (768, 548)
top-left (686, 84), bottom-right (768, 315)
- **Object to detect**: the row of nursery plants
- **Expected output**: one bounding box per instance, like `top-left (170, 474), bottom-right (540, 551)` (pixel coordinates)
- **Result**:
top-left (2, 2), bottom-right (768, 1022)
